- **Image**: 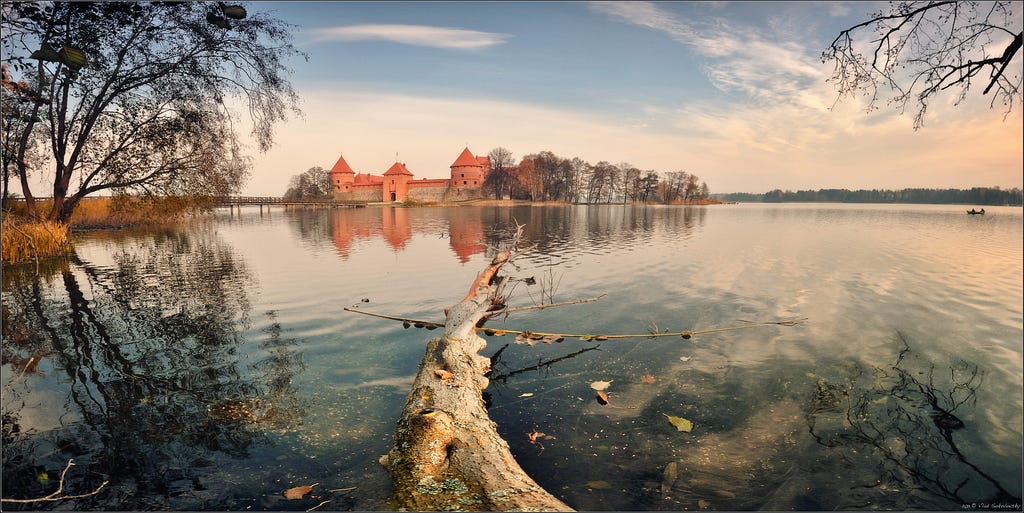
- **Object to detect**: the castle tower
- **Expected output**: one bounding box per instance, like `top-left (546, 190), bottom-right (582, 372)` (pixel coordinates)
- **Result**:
top-left (450, 147), bottom-right (486, 189)
top-left (383, 161), bottom-right (414, 202)
top-left (328, 153), bottom-right (356, 193)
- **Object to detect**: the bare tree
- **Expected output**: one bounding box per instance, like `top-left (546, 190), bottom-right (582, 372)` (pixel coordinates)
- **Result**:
top-left (568, 157), bottom-right (588, 203)
top-left (484, 146), bottom-right (515, 199)
top-left (1, 2), bottom-right (303, 221)
top-left (640, 170), bottom-right (659, 202)
top-left (824, 1), bottom-right (1023, 129)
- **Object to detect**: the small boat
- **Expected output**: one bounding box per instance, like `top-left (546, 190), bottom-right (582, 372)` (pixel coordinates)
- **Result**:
top-left (967, 208), bottom-right (986, 215)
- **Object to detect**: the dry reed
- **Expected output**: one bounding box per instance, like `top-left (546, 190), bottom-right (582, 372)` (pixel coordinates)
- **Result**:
top-left (1, 215), bottom-right (72, 265)
top-left (70, 195), bottom-right (209, 229)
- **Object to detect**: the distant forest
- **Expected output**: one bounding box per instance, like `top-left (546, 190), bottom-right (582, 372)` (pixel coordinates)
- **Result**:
top-left (713, 187), bottom-right (1023, 206)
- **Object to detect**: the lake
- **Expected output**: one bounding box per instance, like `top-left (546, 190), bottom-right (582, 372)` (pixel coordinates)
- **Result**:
top-left (2, 203), bottom-right (1021, 511)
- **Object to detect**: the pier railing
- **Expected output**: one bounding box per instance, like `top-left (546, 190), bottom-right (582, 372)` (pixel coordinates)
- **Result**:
top-left (213, 196), bottom-right (365, 207)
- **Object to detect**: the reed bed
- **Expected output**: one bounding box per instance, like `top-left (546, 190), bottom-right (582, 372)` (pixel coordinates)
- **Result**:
top-left (70, 195), bottom-right (210, 229)
top-left (1, 215), bottom-right (72, 265)
top-left (3, 195), bottom-right (213, 266)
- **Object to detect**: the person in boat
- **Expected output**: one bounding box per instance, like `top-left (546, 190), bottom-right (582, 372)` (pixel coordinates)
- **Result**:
top-left (967, 208), bottom-right (986, 215)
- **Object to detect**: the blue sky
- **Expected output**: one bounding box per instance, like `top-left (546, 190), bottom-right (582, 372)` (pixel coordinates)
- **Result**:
top-left (238, 1), bottom-right (1023, 196)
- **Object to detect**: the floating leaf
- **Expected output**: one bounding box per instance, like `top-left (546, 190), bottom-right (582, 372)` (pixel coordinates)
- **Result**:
top-left (30, 43), bottom-right (62, 63)
top-left (413, 323), bottom-right (424, 329)
top-left (527, 431), bottom-right (554, 444)
top-left (680, 331), bottom-right (693, 339)
top-left (283, 484), bottom-right (315, 500)
top-left (590, 380), bottom-right (612, 391)
top-left (594, 335), bottom-right (609, 341)
top-left (36, 472), bottom-right (49, 484)
top-left (596, 391), bottom-right (609, 405)
top-left (679, 356), bottom-right (691, 362)
top-left (220, 4), bottom-right (247, 19)
top-left (492, 330), bottom-right (506, 337)
top-left (585, 480), bottom-right (611, 489)
top-left (580, 335), bottom-right (592, 342)
top-left (424, 324), bottom-right (438, 330)
top-left (434, 369), bottom-right (454, 380)
top-left (60, 45), bottom-right (88, 69)
top-left (663, 413), bottom-right (693, 432)
top-left (402, 321), bottom-right (411, 329)
top-left (640, 375), bottom-right (656, 384)
top-left (206, 12), bottom-right (230, 29)
top-left (514, 334), bottom-right (536, 346)
top-left (484, 329), bottom-right (496, 336)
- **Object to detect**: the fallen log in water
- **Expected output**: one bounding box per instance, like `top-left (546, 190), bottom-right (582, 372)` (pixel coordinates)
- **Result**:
top-left (378, 226), bottom-right (573, 511)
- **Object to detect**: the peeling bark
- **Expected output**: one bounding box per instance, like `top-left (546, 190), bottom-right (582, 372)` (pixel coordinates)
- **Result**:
top-left (380, 231), bottom-right (573, 511)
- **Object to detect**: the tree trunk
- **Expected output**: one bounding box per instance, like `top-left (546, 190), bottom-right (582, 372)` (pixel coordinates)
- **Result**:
top-left (379, 231), bottom-right (573, 512)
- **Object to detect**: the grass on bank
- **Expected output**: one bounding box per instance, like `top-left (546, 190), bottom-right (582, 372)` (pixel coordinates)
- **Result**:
top-left (3, 195), bottom-right (211, 265)
top-left (1, 215), bottom-right (72, 266)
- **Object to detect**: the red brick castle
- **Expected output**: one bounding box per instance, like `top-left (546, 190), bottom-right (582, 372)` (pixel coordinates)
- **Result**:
top-left (330, 147), bottom-right (490, 202)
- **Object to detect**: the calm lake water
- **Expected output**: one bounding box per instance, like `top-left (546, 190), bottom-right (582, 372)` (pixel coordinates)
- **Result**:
top-left (2, 203), bottom-right (1021, 511)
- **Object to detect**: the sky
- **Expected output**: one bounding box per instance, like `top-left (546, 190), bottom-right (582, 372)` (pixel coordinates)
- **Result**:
top-left (30, 1), bottom-right (1024, 196)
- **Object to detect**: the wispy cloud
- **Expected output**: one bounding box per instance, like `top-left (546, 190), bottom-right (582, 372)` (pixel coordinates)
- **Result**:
top-left (590, 1), bottom-right (823, 105)
top-left (306, 24), bottom-right (511, 50)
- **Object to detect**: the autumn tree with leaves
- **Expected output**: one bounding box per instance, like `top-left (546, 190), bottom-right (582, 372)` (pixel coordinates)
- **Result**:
top-left (0, 2), bottom-right (303, 222)
top-left (824, 1), bottom-right (1022, 128)
top-left (283, 166), bottom-right (331, 199)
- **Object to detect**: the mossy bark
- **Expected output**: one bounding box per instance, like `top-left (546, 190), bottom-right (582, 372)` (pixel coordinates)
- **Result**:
top-left (379, 243), bottom-right (573, 511)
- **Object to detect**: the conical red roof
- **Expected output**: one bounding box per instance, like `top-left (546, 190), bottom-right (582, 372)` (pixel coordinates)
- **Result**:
top-left (383, 162), bottom-right (413, 176)
top-left (451, 147), bottom-right (480, 167)
top-left (330, 153), bottom-right (355, 174)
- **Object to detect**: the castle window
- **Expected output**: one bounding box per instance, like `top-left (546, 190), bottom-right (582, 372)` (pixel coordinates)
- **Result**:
top-left (461, 173), bottom-right (465, 178)
top-left (463, 181), bottom-right (467, 185)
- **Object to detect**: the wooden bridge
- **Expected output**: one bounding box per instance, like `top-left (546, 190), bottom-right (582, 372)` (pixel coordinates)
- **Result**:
top-left (214, 196), bottom-right (366, 208)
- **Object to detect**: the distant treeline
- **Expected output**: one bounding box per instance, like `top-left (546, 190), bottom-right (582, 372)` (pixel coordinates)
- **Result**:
top-left (713, 187), bottom-right (1023, 206)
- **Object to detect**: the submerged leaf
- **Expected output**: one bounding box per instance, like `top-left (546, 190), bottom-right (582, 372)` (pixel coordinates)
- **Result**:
top-left (661, 461), bottom-right (678, 496)
top-left (663, 413), bottom-right (693, 432)
top-left (590, 380), bottom-right (612, 391)
top-left (284, 484), bottom-right (315, 499)
top-left (640, 375), bottom-right (656, 384)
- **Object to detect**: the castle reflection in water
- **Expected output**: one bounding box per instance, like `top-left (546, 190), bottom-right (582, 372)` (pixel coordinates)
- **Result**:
top-left (330, 206), bottom-right (487, 263)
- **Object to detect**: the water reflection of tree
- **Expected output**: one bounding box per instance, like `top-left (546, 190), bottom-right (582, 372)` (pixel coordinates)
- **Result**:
top-left (805, 332), bottom-right (1021, 509)
top-left (1, 229), bottom-right (304, 510)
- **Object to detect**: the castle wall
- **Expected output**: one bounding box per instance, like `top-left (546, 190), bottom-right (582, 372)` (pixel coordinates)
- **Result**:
top-left (335, 184), bottom-right (382, 202)
top-left (406, 181), bottom-right (450, 203)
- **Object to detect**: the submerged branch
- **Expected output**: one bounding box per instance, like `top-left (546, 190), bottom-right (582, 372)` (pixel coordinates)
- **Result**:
top-left (344, 306), bottom-right (804, 342)
top-left (0, 459), bottom-right (109, 504)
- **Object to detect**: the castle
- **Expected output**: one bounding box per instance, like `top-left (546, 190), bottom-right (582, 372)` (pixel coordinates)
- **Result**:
top-left (329, 147), bottom-right (491, 203)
